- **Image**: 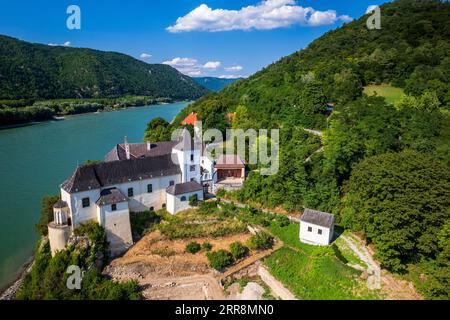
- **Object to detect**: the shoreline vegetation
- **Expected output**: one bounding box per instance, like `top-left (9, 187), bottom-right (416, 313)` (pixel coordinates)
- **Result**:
top-left (0, 96), bottom-right (187, 129)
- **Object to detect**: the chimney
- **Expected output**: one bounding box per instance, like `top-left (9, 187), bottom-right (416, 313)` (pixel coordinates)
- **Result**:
top-left (147, 140), bottom-right (151, 151)
top-left (124, 136), bottom-right (130, 160)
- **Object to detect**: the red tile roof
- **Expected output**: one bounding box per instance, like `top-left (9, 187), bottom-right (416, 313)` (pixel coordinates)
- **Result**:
top-left (181, 112), bottom-right (198, 126)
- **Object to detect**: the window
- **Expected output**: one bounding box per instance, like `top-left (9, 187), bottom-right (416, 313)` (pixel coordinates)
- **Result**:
top-left (128, 188), bottom-right (134, 197)
top-left (307, 226), bottom-right (312, 232)
top-left (191, 178), bottom-right (196, 182)
top-left (147, 184), bottom-right (153, 193)
top-left (181, 196), bottom-right (187, 202)
top-left (162, 203), bottom-right (166, 208)
top-left (111, 204), bottom-right (117, 211)
top-left (318, 229), bottom-right (323, 235)
top-left (82, 197), bottom-right (90, 208)
top-left (169, 181), bottom-right (175, 186)
top-left (150, 206), bottom-right (154, 211)
top-left (191, 154), bottom-right (194, 162)
top-left (190, 165), bottom-right (196, 172)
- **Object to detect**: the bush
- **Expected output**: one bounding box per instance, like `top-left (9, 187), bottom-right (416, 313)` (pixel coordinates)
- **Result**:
top-left (189, 194), bottom-right (199, 206)
top-left (229, 241), bottom-right (249, 260)
top-left (35, 195), bottom-right (60, 237)
top-left (206, 250), bottom-right (234, 271)
top-left (276, 215), bottom-right (290, 227)
top-left (202, 242), bottom-right (213, 251)
top-left (216, 188), bottom-right (226, 198)
top-left (185, 241), bottom-right (201, 254)
top-left (247, 232), bottom-right (274, 250)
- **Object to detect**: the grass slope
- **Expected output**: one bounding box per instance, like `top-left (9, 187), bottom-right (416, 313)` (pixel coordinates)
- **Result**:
top-left (266, 223), bottom-right (380, 300)
top-left (364, 85), bottom-right (405, 104)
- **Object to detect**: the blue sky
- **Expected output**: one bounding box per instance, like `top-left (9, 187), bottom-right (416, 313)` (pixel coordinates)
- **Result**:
top-left (0, 0), bottom-right (385, 78)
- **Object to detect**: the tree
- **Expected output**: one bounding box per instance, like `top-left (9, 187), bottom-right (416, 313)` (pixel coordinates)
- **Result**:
top-left (35, 195), bottom-right (60, 237)
top-left (206, 250), bottom-right (234, 271)
top-left (341, 150), bottom-right (450, 272)
top-left (229, 241), bottom-right (249, 260)
top-left (143, 117), bottom-right (171, 142)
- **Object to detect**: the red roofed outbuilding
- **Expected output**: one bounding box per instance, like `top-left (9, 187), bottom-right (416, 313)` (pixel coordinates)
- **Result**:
top-left (181, 112), bottom-right (198, 126)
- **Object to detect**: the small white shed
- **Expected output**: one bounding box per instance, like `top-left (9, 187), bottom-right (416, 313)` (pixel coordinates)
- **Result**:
top-left (299, 208), bottom-right (335, 246)
top-left (166, 181), bottom-right (204, 215)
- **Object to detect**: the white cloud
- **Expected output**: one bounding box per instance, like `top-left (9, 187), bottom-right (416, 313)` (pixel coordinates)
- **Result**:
top-left (48, 41), bottom-right (71, 47)
top-left (167, 0), bottom-right (352, 33)
top-left (203, 61), bottom-right (221, 69)
top-left (162, 57), bottom-right (198, 67)
top-left (140, 53), bottom-right (152, 60)
top-left (225, 65), bottom-right (243, 72)
top-left (366, 5), bottom-right (379, 14)
top-left (219, 74), bottom-right (243, 79)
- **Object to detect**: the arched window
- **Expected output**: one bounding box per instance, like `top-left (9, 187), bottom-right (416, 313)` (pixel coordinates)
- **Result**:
top-left (150, 206), bottom-right (154, 211)
top-left (180, 196), bottom-right (187, 202)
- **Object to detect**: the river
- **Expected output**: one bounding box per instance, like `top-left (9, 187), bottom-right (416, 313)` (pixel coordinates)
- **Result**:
top-left (0, 102), bottom-right (187, 291)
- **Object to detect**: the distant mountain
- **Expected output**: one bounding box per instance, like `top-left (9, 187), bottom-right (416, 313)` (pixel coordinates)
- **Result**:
top-left (0, 35), bottom-right (209, 100)
top-left (193, 77), bottom-right (242, 92)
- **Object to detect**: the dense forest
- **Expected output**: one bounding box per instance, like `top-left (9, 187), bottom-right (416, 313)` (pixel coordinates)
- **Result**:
top-left (0, 35), bottom-right (208, 100)
top-left (173, 0), bottom-right (450, 299)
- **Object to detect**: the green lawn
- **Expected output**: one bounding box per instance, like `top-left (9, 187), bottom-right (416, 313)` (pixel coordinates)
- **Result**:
top-left (266, 223), bottom-right (380, 300)
top-left (363, 84), bottom-right (404, 105)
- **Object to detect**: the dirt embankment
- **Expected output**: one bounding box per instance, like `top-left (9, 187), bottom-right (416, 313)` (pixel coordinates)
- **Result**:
top-left (104, 230), bottom-right (253, 300)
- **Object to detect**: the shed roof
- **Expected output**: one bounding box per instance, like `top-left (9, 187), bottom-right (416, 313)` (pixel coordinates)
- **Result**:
top-left (300, 208), bottom-right (335, 228)
top-left (181, 112), bottom-right (198, 126)
top-left (166, 181), bottom-right (203, 196)
top-left (215, 154), bottom-right (245, 169)
top-left (96, 188), bottom-right (128, 206)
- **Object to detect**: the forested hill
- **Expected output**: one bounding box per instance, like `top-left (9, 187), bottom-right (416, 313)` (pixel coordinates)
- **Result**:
top-left (172, 0), bottom-right (450, 299)
top-left (0, 35), bottom-right (209, 100)
top-left (175, 0), bottom-right (449, 130)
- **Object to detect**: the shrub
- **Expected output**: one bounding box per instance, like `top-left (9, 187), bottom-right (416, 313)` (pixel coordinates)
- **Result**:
top-left (185, 241), bottom-right (201, 254)
top-left (276, 215), bottom-right (290, 227)
top-left (202, 242), bottom-right (213, 251)
top-left (229, 241), bottom-right (249, 260)
top-left (216, 188), bottom-right (226, 198)
top-left (189, 194), bottom-right (199, 206)
top-left (206, 250), bottom-right (234, 270)
top-left (247, 232), bottom-right (274, 250)
top-left (35, 195), bottom-right (60, 237)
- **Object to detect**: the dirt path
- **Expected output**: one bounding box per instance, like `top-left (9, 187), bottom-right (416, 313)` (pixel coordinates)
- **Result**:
top-left (140, 274), bottom-right (225, 300)
top-left (340, 234), bottom-right (422, 300)
top-left (258, 265), bottom-right (297, 300)
top-left (340, 234), bottom-right (381, 290)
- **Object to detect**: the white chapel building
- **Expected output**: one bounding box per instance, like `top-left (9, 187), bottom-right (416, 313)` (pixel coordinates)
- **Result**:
top-left (47, 128), bottom-right (211, 256)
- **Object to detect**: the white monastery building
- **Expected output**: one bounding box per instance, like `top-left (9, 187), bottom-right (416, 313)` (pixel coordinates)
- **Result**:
top-left (299, 208), bottom-right (335, 246)
top-left (47, 128), bottom-right (246, 256)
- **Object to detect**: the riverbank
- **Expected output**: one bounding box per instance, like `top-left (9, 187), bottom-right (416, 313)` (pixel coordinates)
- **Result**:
top-left (0, 255), bottom-right (34, 300)
top-left (0, 97), bottom-right (192, 130)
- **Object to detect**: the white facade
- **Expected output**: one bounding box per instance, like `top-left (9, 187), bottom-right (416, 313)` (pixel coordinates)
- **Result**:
top-left (299, 221), bottom-right (334, 246)
top-left (166, 189), bottom-right (204, 215)
top-left (51, 132), bottom-right (218, 256)
top-left (97, 201), bottom-right (133, 255)
top-left (172, 147), bottom-right (201, 183)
